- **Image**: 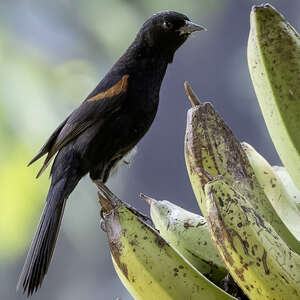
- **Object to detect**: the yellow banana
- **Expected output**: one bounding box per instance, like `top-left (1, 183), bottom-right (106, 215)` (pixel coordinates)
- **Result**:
top-left (274, 166), bottom-right (300, 212)
top-left (98, 189), bottom-right (235, 300)
top-left (184, 82), bottom-right (300, 254)
top-left (247, 4), bottom-right (300, 190)
top-left (242, 142), bottom-right (300, 240)
top-left (142, 194), bottom-right (227, 284)
top-left (205, 179), bottom-right (300, 300)
top-left (111, 256), bottom-right (139, 300)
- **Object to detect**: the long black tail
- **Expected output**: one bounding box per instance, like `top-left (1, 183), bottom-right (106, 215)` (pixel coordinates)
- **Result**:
top-left (17, 163), bottom-right (82, 296)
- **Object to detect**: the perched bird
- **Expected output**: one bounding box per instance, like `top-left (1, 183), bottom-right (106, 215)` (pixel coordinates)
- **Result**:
top-left (17, 10), bottom-right (205, 296)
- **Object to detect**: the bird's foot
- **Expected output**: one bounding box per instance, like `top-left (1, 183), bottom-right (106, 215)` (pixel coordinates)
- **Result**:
top-left (94, 179), bottom-right (153, 225)
top-left (94, 180), bottom-right (121, 211)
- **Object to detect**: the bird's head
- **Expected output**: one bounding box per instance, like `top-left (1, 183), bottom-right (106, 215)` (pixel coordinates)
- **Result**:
top-left (137, 11), bottom-right (206, 63)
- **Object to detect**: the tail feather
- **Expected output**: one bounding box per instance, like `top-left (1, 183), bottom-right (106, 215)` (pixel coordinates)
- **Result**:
top-left (17, 178), bottom-right (71, 297)
top-left (27, 117), bottom-right (69, 168)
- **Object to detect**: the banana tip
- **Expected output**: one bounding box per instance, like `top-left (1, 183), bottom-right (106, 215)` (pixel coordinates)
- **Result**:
top-left (140, 193), bottom-right (155, 205)
top-left (184, 81), bottom-right (201, 107)
top-left (251, 3), bottom-right (277, 16)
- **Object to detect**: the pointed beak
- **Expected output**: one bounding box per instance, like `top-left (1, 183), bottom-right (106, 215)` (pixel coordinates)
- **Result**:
top-left (179, 20), bottom-right (207, 35)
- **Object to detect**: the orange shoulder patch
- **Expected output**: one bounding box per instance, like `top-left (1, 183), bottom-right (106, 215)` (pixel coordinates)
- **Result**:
top-left (87, 74), bottom-right (129, 102)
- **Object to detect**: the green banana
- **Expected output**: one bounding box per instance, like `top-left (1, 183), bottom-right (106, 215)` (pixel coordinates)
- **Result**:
top-left (274, 166), bottom-right (300, 212)
top-left (142, 194), bottom-right (227, 284)
top-left (247, 4), bottom-right (300, 190)
top-left (242, 142), bottom-right (300, 240)
top-left (184, 83), bottom-right (215, 217)
top-left (205, 179), bottom-right (300, 300)
top-left (98, 189), bottom-right (235, 300)
top-left (184, 82), bottom-right (300, 255)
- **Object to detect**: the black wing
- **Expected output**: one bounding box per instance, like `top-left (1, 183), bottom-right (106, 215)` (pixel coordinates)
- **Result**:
top-left (29, 74), bottom-right (130, 178)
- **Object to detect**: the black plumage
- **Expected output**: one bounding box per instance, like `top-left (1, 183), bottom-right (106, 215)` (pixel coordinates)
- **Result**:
top-left (17, 11), bottom-right (205, 296)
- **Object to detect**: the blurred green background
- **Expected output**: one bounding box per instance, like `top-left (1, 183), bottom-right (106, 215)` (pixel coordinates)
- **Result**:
top-left (1, 1), bottom-right (299, 299)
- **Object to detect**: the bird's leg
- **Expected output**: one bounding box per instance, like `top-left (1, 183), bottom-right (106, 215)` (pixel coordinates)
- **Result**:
top-left (94, 179), bottom-right (153, 225)
top-left (94, 180), bottom-right (116, 200)
top-left (94, 179), bottom-right (121, 212)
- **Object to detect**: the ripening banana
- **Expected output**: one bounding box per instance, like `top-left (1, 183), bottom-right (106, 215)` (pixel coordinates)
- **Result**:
top-left (247, 4), bottom-right (300, 190)
top-left (111, 256), bottom-right (139, 300)
top-left (183, 82), bottom-right (300, 255)
top-left (273, 166), bottom-right (300, 212)
top-left (242, 142), bottom-right (300, 240)
top-left (142, 194), bottom-right (227, 284)
top-left (205, 179), bottom-right (300, 300)
top-left (98, 190), bottom-right (235, 300)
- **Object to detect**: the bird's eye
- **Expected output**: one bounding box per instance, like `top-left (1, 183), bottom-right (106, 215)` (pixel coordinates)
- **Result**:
top-left (162, 21), bottom-right (173, 30)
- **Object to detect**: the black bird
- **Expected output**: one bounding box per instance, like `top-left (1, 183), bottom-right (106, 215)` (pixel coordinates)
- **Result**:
top-left (17, 11), bottom-right (205, 296)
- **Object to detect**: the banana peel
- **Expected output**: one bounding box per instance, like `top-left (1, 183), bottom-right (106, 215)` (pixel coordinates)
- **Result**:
top-left (243, 142), bottom-right (300, 240)
top-left (98, 187), bottom-right (235, 300)
top-left (184, 82), bottom-right (300, 255)
top-left (206, 179), bottom-right (300, 300)
top-left (248, 4), bottom-right (300, 190)
top-left (143, 194), bottom-right (227, 284)
top-left (274, 166), bottom-right (300, 212)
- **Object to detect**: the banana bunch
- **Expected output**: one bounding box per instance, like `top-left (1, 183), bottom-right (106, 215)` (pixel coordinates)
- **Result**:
top-left (184, 82), bottom-right (300, 255)
top-left (142, 193), bottom-right (227, 284)
top-left (242, 142), bottom-right (300, 240)
top-left (183, 79), bottom-right (300, 297)
top-left (247, 4), bottom-right (300, 190)
top-left (98, 187), bottom-right (234, 300)
top-left (205, 179), bottom-right (300, 300)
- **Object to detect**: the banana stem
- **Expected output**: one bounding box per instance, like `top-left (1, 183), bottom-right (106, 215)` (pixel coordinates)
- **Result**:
top-left (140, 193), bottom-right (156, 205)
top-left (184, 81), bottom-right (201, 107)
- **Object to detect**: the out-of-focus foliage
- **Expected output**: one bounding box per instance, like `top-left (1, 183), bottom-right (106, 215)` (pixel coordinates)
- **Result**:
top-left (0, 30), bottom-right (97, 262)
top-left (0, 145), bottom-right (46, 260)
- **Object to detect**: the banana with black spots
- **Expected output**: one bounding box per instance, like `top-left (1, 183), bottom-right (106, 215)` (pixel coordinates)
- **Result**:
top-left (206, 179), bottom-right (300, 299)
top-left (248, 4), bottom-right (300, 190)
top-left (242, 142), bottom-right (300, 240)
top-left (142, 194), bottom-right (227, 284)
top-left (183, 82), bottom-right (300, 255)
top-left (98, 187), bottom-right (235, 300)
